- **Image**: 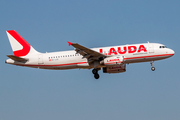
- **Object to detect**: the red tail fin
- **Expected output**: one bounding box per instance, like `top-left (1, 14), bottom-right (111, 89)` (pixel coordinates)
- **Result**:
top-left (6, 30), bottom-right (39, 57)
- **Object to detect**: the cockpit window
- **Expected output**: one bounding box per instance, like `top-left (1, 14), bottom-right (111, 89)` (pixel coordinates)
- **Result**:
top-left (159, 46), bottom-right (167, 48)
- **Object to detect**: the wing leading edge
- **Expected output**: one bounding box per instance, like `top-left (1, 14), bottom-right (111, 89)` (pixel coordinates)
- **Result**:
top-left (67, 41), bottom-right (106, 62)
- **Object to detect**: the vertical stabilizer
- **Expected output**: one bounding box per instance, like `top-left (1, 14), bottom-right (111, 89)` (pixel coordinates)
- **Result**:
top-left (6, 30), bottom-right (40, 57)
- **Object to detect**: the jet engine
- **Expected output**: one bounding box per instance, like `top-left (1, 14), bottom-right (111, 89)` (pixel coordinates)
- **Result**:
top-left (103, 64), bottom-right (126, 73)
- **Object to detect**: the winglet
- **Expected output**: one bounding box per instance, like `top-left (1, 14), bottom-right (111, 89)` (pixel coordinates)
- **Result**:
top-left (67, 41), bottom-right (72, 46)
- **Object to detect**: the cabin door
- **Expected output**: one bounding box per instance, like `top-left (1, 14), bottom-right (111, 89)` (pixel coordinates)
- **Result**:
top-left (38, 55), bottom-right (44, 64)
top-left (149, 44), bottom-right (154, 53)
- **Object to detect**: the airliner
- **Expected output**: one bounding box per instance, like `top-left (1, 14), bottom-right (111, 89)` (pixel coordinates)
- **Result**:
top-left (5, 30), bottom-right (175, 79)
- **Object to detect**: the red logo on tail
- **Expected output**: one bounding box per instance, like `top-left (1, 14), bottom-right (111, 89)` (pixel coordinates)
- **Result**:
top-left (7, 30), bottom-right (31, 57)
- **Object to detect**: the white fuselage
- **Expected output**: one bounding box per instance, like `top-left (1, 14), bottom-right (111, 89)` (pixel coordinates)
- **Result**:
top-left (6, 42), bottom-right (174, 70)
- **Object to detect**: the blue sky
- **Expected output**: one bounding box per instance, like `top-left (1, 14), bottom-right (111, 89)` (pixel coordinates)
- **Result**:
top-left (0, 0), bottom-right (180, 120)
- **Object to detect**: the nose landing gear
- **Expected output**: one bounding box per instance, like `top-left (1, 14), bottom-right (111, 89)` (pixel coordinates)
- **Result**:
top-left (92, 68), bottom-right (100, 79)
top-left (151, 67), bottom-right (155, 71)
top-left (150, 61), bottom-right (155, 71)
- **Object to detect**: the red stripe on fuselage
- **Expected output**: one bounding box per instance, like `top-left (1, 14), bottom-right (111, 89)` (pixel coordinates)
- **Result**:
top-left (105, 62), bottom-right (122, 65)
top-left (15, 62), bottom-right (87, 67)
top-left (13, 54), bottom-right (174, 67)
top-left (124, 54), bottom-right (174, 60)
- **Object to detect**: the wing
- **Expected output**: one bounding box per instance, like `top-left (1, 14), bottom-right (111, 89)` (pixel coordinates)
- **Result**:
top-left (67, 41), bottom-right (107, 62)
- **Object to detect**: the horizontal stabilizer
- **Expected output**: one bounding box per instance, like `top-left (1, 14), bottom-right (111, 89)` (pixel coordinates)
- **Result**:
top-left (7, 55), bottom-right (28, 62)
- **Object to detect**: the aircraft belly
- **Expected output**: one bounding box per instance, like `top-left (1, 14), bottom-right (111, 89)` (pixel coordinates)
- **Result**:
top-left (125, 54), bottom-right (172, 63)
top-left (39, 58), bottom-right (88, 70)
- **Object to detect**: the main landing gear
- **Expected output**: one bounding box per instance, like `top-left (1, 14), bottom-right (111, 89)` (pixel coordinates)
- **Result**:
top-left (150, 61), bottom-right (155, 71)
top-left (92, 68), bottom-right (100, 79)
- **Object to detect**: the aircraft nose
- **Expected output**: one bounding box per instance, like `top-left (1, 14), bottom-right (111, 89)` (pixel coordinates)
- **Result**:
top-left (169, 49), bottom-right (175, 56)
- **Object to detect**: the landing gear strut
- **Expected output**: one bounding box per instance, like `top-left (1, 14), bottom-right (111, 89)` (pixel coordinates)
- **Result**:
top-left (150, 61), bottom-right (155, 71)
top-left (92, 68), bottom-right (100, 79)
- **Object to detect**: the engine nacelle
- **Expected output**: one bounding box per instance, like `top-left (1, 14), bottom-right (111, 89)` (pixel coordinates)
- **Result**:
top-left (101, 56), bottom-right (124, 66)
top-left (103, 64), bottom-right (126, 73)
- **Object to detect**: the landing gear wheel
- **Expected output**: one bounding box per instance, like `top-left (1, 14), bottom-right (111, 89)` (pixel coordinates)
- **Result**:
top-left (150, 61), bottom-right (155, 71)
top-left (151, 67), bottom-right (155, 71)
top-left (92, 68), bottom-right (100, 79)
top-left (94, 73), bottom-right (100, 79)
top-left (92, 69), bottom-right (98, 74)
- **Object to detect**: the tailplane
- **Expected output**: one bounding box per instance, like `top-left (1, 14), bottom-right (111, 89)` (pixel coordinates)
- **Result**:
top-left (6, 30), bottom-right (40, 57)
top-left (6, 55), bottom-right (28, 62)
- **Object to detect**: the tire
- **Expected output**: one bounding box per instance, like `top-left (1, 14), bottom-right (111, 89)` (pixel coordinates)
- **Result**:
top-left (92, 69), bottom-right (98, 74)
top-left (151, 67), bottom-right (155, 71)
top-left (94, 73), bottom-right (100, 79)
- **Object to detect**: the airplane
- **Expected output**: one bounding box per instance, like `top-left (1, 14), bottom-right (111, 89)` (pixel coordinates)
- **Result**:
top-left (5, 30), bottom-right (175, 79)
